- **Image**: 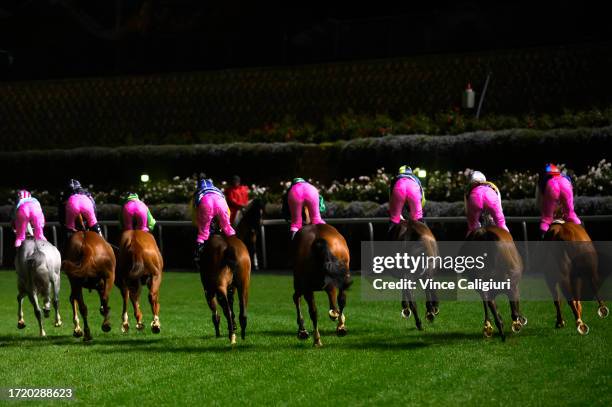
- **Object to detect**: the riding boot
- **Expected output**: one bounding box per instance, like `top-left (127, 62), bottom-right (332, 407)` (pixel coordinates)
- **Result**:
top-left (387, 222), bottom-right (399, 240)
top-left (90, 223), bottom-right (103, 237)
top-left (290, 230), bottom-right (297, 240)
top-left (417, 218), bottom-right (426, 226)
top-left (194, 242), bottom-right (205, 269)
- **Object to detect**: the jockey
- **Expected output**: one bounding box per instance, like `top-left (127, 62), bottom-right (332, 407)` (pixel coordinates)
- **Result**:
top-left (60, 179), bottom-right (102, 236)
top-left (12, 190), bottom-right (46, 247)
top-left (537, 163), bottom-right (581, 236)
top-left (388, 165), bottom-right (425, 226)
top-left (282, 178), bottom-right (326, 239)
top-left (225, 175), bottom-right (250, 225)
top-left (120, 192), bottom-right (156, 232)
top-left (464, 171), bottom-right (509, 233)
top-left (192, 176), bottom-right (236, 256)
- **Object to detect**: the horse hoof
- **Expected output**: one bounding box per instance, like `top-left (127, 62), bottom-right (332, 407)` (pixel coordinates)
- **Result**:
top-left (101, 323), bottom-right (111, 333)
top-left (328, 309), bottom-right (339, 321)
top-left (230, 333), bottom-right (237, 345)
top-left (313, 339), bottom-right (323, 348)
top-left (83, 335), bottom-right (93, 342)
top-left (401, 308), bottom-right (411, 319)
top-left (555, 320), bottom-right (566, 329)
top-left (297, 330), bottom-right (310, 340)
top-left (54, 321), bottom-right (62, 328)
top-left (43, 309), bottom-right (50, 318)
top-left (99, 306), bottom-right (105, 316)
top-left (40, 330), bottom-right (47, 337)
top-left (597, 306), bottom-right (609, 319)
top-left (577, 322), bottom-right (589, 335)
top-left (425, 311), bottom-right (435, 322)
top-left (433, 307), bottom-right (440, 316)
top-left (511, 320), bottom-right (523, 333)
top-left (483, 325), bottom-right (493, 338)
top-left (73, 329), bottom-right (83, 338)
top-left (151, 325), bottom-right (161, 334)
top-left (136, 323), bottom-right (144, 331)
top-left (519, 315), bottom-right (528, 326)
top-left (337, 326), bottom-right (347, 337)
top-left (121, 323), bottom-right (129, 333)
top-left (17, 321), bottom-right (26, 330)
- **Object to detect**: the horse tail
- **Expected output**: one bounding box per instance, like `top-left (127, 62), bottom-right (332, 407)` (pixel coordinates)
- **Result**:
top-left (222, 245), bottom-right (238, 272)
top-left (129, 249), bottom-right (145, 279)
top-left (312, 238), bottom-right (351, 289)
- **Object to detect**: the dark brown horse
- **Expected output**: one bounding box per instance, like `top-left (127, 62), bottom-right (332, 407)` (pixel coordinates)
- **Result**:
top-left (198, 234), bottom-right (251, 344)
top-left (464, 226), bottom-right (526, 341)
top-left (116, 230), bottom-right (164, 334)
top-left (389, 219), bottom-right (440, 330)
top-left (62, 231), bottom-right (116, 341)
top-left (234, 198), bottom-right (264, 270)
top-left (543, 221), bottom-right (608, 335)
top-left (292, 223), bottom-right (351, 347)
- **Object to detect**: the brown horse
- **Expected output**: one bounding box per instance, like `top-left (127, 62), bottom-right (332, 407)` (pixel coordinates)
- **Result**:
top-left (198, 234), bottom-right (251, 344)
top-left (116, 230), bottom-right (163, 334)
top-left (234, 198), bottom-right (264, 270)
top-left (543, 221), bottom-right (608, 335)
top-left (389, 219), bottom-right (440, 330)
top-left (292, 223), bottom-right (351, 347)
top-left (464, 226), bottom-right (526, 341)
top-left (62, 231), bottom-right (115, 341)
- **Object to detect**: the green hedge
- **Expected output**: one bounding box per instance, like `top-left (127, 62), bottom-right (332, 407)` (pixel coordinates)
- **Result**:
top-left (1, 126), bottom-right (610, 189)
top-left (1, 44), bottom-right (611, 150)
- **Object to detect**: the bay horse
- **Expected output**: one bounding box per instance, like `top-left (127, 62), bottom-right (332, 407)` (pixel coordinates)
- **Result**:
top-left (389, 219), bottom-right (440, 330)
top-left (15, 239), bottom-right (62, 336)
top-left (543, 221), bottom-right (608, 335)
top-left (62, 231), bottom-right (115, 341)
top-left (292, 223), bottom-right (351, 347)
top-left (116, 230), bottom-right (163, 334)
top-left (234, 198), bottom-right (264, 270)
top-left (464, 226), bottom-right (526, 341)
top-left (198, 234), bottom-right (251, 344)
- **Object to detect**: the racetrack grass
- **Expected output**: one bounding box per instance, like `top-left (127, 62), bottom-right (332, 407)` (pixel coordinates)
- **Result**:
top-left (0, 271), bottom-right (610, 406)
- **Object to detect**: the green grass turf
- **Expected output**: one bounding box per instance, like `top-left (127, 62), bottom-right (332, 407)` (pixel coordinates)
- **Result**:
top-left (0, 271), bottom-right (610, 406)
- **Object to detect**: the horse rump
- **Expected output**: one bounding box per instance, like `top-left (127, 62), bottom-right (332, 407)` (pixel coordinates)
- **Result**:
top-left (311, 238), bottom-right (351, 290)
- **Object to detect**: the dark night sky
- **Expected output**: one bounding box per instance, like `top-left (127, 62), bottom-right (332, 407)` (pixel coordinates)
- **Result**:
top-left (0, 0), bottom-right (610, 80)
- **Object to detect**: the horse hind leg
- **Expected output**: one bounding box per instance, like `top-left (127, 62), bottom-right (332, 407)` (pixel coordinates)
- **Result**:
top-left (402, 288), bottom-right (422, 331)
top-left (99, 278), bottom-right (114, 333)
top-left (27, 291), bottom-right (46, 337)
top-left (75, 289), bottom-right (92, 341)
top-left (336, 289), bottom-right (347, 336)
top-left (227, 287), bottom-right (237, 335)
top-left (148, 274), bottom-right (162, 334)
top-left (238, 285), bottom-right (248, 340)
top-left (217, 290), bottom-right (236, 345)
top-left (50, 277), bottom-right (62, 327)
top-left (304, 291), bottom-right (322, 347)
top-left (293, 291), bottom-right (309, 340)
top-left (326, 286), bottom-right (340, 321)
top-left (17, 290), bottom-right (26, 329)
top-left (487, 299), bottom-right (505, 341)
top-left (205, 292), bottom-right (221, 337)
top-left (129, 284), bottom-right (144, 331)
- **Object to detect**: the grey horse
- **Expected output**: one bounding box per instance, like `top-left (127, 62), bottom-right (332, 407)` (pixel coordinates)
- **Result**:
top-left (15, 239), bottom-right (62, 336)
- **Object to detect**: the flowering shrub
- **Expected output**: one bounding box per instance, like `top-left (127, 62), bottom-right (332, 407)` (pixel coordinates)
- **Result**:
top-left (1, 160), bottom-right (611, 207)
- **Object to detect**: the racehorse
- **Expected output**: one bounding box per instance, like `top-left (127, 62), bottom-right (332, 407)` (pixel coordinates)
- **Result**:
top-left (464, 226), bottom-right (526, 341)
top-left (62, 231), bottom-right (116, 341)
top-left (543, 221), bottom-right (608, 335)
top-left (389, 219), bottom-right (440, 330)
top-left (116, 230), bottom-right (163, 334)
top-left (198, 234), bottom-right (251, 344)
top-left (15, 239), bottom-right (62, 336)
top-left (292, 223), bottom-right (351, 347)
top-left (234, 198), bottom-right (264, 270)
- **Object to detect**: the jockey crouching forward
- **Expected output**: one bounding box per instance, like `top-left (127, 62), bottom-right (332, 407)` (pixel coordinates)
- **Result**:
top-left (537, 163), bottom-right (581, 237)
top-left (282, 178), bottom-right (326, 240)
top-left (192, 177), bottom-right (236, 261)
top-left (120, 192), bottom-right (156, 232)
top-left (388, 166), bottom-right (425, 235)
top-left (60, 179), bottom-right (102, 238)
top-left (464, 171), bottom-right (509, 233)
top-left (12, 190), bottom-right (47, 247)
